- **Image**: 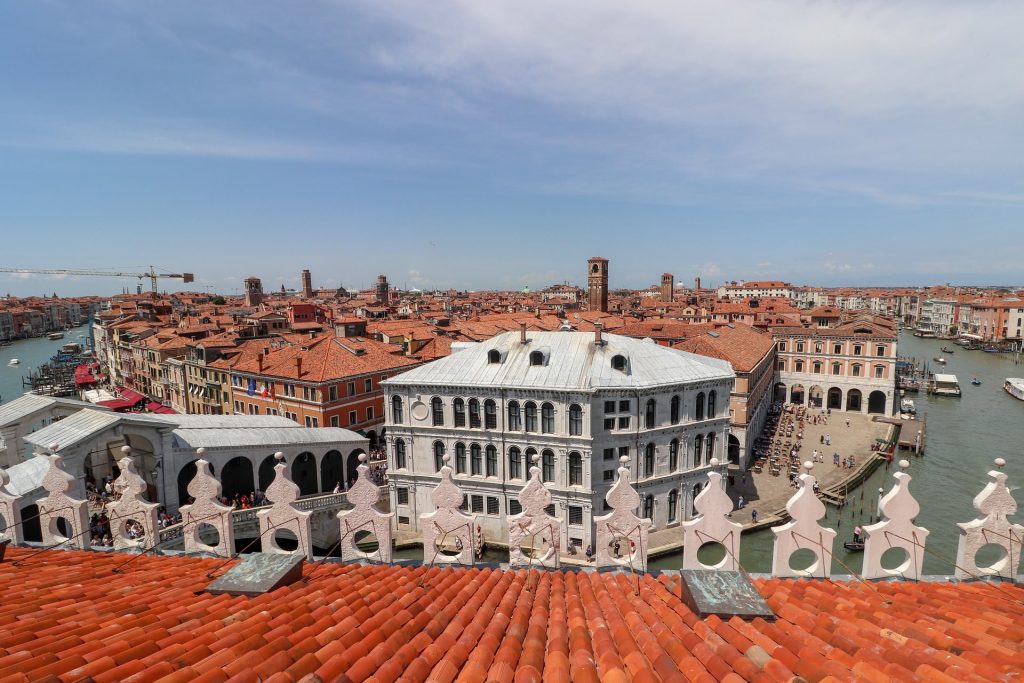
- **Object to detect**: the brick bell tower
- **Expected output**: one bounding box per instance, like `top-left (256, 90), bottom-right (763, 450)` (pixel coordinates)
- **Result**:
top-left (587, 257), bottom-right (609, 312)
top-left (661, 272), bottom-right (674, 302)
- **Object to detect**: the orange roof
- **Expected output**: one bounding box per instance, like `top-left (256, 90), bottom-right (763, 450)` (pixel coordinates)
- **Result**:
top-left (229, 332), bottom-right (419, 382)
top-left (673, 324), bottom-right (776, 372)
top-left (0, 547), bottom-right (1021, 682)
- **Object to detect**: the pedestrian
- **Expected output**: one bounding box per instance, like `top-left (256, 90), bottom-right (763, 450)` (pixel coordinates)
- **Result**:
top-left (613, 540), bottom-right (621, 557)
top-left (833, 452), bottom-right (840, 466)
top-left (846, 418), bottom-right (850, 428)
top-left (738, 495), bottom-right (745, 509)
top-left (585, 545), bottom-right (594, 562)
top-left (820, 434), bottom-right (825, 444)
top-left (751, 509), bottom-right (758, 524)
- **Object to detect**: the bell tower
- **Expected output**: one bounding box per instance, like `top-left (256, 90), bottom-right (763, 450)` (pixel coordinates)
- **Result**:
top-left (661, 272), bottom-right (674, 302)
top-left (244, 277), bottom-right (263, 307)
top-left (587, 257), bottom-right (609, 312)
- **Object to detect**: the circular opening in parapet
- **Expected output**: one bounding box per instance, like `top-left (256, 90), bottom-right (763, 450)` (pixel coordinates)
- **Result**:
top-left (697, 541), bottom-right (726, 566)
top-left (434, 535), bottom-right (464, 557)
top-left (121, 518), bottom-right (146, 542)
top-left (518, 536), bottom-right (552, 560)
top-left (975, 543), bottom-right (1009, 572)
top-left (607, 534), bottom-right (635, 560)
top-left (196, 522), bottom-right (220, 547)
top-left (354, 530), bottom-right (379, 554)
top-left (55, 516), bottom-right (71, 540)
top-left (788, 548), bottom-right (818, 572)
top-left (273, 528), bottom-right (298, 551)
top-left (880, 546), bottom-right (909, 571)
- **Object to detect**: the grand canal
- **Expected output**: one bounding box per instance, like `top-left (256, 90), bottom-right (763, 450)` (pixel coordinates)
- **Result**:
top-left (2, 329), bottom-right (1022, 575)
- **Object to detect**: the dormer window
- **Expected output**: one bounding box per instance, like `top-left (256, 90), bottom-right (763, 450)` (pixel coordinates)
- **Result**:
top-left (611, 354), bottom-right (627, 372)
top-left (488, 349), bottom-right (501, 364)
top-left (529, 350), bottom-right (544, 366)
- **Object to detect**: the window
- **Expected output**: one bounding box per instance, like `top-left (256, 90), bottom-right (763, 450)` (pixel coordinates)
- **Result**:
top-left (460, 496), bottom-right (468, 512)
top-left (695, 392), bottom-right (705, 421)
top-left (619, 400), bottom-right (630, 412)
top-left (617, 416), bottom-right (630, 429)
top-left (707, 391), bottom-right (716, 418)
top-left (471, 443), bottom-right (482, 475)
top-left (603, 470), bottom-right (615, 481)
top-left (670, 395), bottom-right (680, 424)
top-left (568, 506), bottom-right (583, 526)
top-left (777, 341), bottom-right (787, 352)
top-left (706, 432), bottom-right (715, 464)
top-left (876, 345), bottom-right (886, 356)
top-left (366, 406), bottom-right (374, 421)
top-left (525, 402), bottom-right (537, 432)
top-left (283, 383), bottom-right (295, 397)
top-left (453, 398), bottom-right (466, 427)
top-left (694, 434), bottom-right (703, 467)
top-left (642, 495), bottom-right (654, 521)
top-left (813, 361), bottom-right (822, 374)
top-left (396, 487), bottom-right (409, 505)
top-left (778, 360), bottom-right (786, 371)
top-left (364, 378), bottom-right (373, 392)
top-left (233, 400), bottom-right (243, 414)
top-left (347, 381), bottom-right (355, 396)
top-left (525, 448), bottom-right (538, 473)
top-left (486, 497), bottom-right (499, 515)
top-left (795, 360), bottom-right (804, 372)
top-left (431, 397), bottom-right (444, 426)
top-left (303, 386), bottom-right (316, 401)
top-left (604, 400), bottom-right (616, 413)
top-left (330, 415), bottom-right (339, 427)
top-left (611, 355), bottom-right (627, 371)
top-left (392, 395), bottom-right (403, 423)
top-left (509, 447), bottom-right (522, 479)
top-left (815, 342), bottom-right (823, 353)
top-left (488, 349), bottom-right (501, 363)
top-left (471, 496), bottom-right (484, 514)
top-left (249, 404), bottom-right (258, 415)
top-left (484, 400), bottom-right (497, 429)
top-left (486, 445), bottom-right (497, 477)
top-left (603, 418), bottom-right (615, 430)
top-left (433, 441), bottom-right (445, 471)
top-left (874, 364), bottom-right (885, 378)
top-left (285, 411), bottom-right (298, 422)
top-left (508, 401), bottom-right (522, 430)
top-left (329, 385), bottom-right (338, 401)
top-left (645, 399), bottom-right (656, 428)
top-left (569, 452), bottom-right (583, 486)
top-left (644, 443), bottom-right (655, 477)
top-left (832, 362), bottom-right (841, 375)
top-left (852, 364), bottom-right (862, 377)
top-left (469, 398), bottom-right (481, 428)
top-left (348, 410), bottom-right (357, 425)
top-left (669, 439), bottom-right (679, 472)
top-left (542, 450), bottom-right (555, 482)
top-left (545, 504), bottom-right (556, 516)
top-left (668, 489), bottom-right (678, 523)
top-left (455, 442), bottom-right (467, 473)
top-left (529, 350), bottom-right (544, 366)
top-left (398, 515), bottom-right (410, 525)
top-left (603, 447), bottom-right (615, 460)
top-left (569, 404), bottom-right (583, 436)
top-left (796, 342), bottom-right (805, 352)
top-left (395, 439), bottom-right (407, 469)
top-left (509, 500), bottom-right (523, 515)
top-left (834, 343), bottom-right (842, 354)
top-left (541, 402), bottom-right (554, 433)
top-left (853, 345), bottom-right (862, 356)
top-left (619, 446), bottom-right (629, 459)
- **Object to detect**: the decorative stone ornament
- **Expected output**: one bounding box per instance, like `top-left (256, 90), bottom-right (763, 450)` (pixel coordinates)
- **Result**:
top-left (107, 446), bottom-right (159, 551)
top-left (955, 458), bottom-right (1023, 580)
top-left (259, 452), bottom-right (313, 561)
top-left (37, 443), bottom-right (90, 550)
top-left (338, 452), bottom-right (394, 563)
top-left (862, 460), bottom-right (930, 580)
top-left (0, 467), bottom-right (24, 545)
top-left (772, 461), bottom-right (836, 578)
top-left (420, 454), bottom-right (476, 565)
top-left (594, 456), bottom-right (651, 571)
top-left (178, 449), bottom-right (235, 557)
top-left (682, 458), bottom-right (742, 570)
top-left (508, 453), bottom-right (561, 568)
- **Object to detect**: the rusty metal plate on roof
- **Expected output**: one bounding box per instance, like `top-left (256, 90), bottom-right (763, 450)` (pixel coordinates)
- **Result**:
top-left (679, 569), bottom-right (775, 621)
top-left (205, 553), bottom-right (304, 596)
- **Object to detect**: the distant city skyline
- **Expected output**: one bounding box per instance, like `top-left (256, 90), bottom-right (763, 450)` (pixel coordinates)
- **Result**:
top-left (3, 2), bottom-right (1024, 297)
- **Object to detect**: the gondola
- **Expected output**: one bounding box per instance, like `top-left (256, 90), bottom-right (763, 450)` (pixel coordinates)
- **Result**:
top-left (940, 346), bottom-right (955, 354)
top-left (843, 540), bottom-right (865, 552)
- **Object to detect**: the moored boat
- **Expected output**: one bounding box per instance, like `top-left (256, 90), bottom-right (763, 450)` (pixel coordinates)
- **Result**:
top-left (47, 332), bottom-right (65, 340)
top-left (940, 346), bottom-right (955, 354)
top-left (933, 356), bottom-right (946, 364)
top-left (7, 358), bottom-right (19, 366)
top-left (1005, 378), bottom-right (1024, 401)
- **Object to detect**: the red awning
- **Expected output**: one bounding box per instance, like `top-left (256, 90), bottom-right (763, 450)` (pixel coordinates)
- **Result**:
top-left (119, 388), bottom-right (145, 405)
top-left (146, 401), bottom-right (176, 414)
top-left (74, 365), bottom-right (98, 386)
top-left (97, 399), bottom-right (137, 411)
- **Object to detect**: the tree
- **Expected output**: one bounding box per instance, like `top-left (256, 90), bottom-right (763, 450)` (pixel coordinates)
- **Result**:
top-left (211, 296), bottom-right (226, 305)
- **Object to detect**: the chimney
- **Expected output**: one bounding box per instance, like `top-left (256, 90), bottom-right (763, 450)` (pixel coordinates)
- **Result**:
top-left (257, 353), bottom-right (264, 373)
top-left (594, 322), bottom-right (604, 346)
top-left (519, 322), bottom-right (527, 344)
top-left (295, 357), bottom-right (302, 378)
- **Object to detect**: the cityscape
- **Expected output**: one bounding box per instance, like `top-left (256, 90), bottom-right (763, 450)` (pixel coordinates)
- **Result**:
top-left (2, 3), bottom-right (1024, 682)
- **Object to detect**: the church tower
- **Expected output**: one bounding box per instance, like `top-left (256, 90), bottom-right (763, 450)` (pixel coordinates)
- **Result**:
top-left (301, 269), bottom-right (313, 298)
top-left (661, 273), bottom-right (674, 302)
top-left (587, 257), bottom-right (609, 312)
top-left (244, 277), bottom-right (263, 307)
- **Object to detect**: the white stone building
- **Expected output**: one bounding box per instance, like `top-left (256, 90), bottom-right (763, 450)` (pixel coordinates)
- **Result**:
top-left (382, 329), bottom-right (734, 552)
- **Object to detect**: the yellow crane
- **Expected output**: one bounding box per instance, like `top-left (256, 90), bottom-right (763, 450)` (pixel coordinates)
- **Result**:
top-left (0, 266), bottom-right (194, 296)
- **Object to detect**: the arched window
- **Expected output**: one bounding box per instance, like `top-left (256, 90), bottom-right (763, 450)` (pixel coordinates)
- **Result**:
top-left (530, 350), bottom-right (544, 366)
top-left (670, 395), bottom-right (680, 424)
top-left (541, 402), bottom-right (555, 433)
top-left (524, 401), bottom-right (538, 432)
top-left (707, 391), bottom-right (716, 418)
top-left (509, 447), bottom-right (522, 479)
top-left (484, 399), bottom-right (497, 429)
top-left (431, 397), bottom-right (444, 426)
top-left (568, 404), bottom-right (583, 436)
top-left (468, 398), bottom-right (481, 428)
top-left (706, 432), bottom-right (715, 464)
top-left (642, 494), bottom-right (654, 521)
top-left (453, 398), bottom-right (466, 427)
top-left (644, 443), bottom-right (655, 477)
top-left (542, 449), bottom-right (555, 482)
top-left (611, 355), bottom-right (627, 371)
top-left (508, 401), bottom-right (522, 430)
top-left (394, 438), bottom-right (406, 469)
top-left (470, 443), bottom-right (482, 475)
top-left (488, 349), bottom-right (501, 363)
top-left (693, 434), bottom-right (704, 468)
top-left (851, 364), bottom-right (862, 377)
top-left (525, 447), bottom-right (538, 474)
top-left (695, 392), bottom-right (705, 421)
top-left (645, 399), bottom-right (656, 428)
top-left (668, 489), bottom-right (678, 523)
top-left (391, 395), bottom-right (403, 424)
top-left (455, 442), bottom-right (467, 473)
top-left (486, 445), bottom-right (497, 476)
top-left (669, 438), bottom-right (679, 472)
top-left (568, 451), bottom-right (583, 486)
top-left (433, 441), bottom-right (446, 471)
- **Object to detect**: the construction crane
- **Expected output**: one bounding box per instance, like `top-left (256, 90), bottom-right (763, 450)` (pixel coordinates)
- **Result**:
top-left (0, 266), bottom-right (194, 296)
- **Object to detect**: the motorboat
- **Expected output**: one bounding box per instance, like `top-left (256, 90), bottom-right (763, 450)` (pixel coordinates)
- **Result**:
top-left (47, 332), bottom-right (65, 340)
top-left (900, 398), bottom-right (916, 415)
top-left (940, 346), bottom-right (955, 354)
top-left (971, 377), bottom-right (983, 386)
top-left (7, 358), bottom-right (19, 366)
top-left (1005, 378), bottom-right (1024, 401)
top-left (933, 357), bottom-right (946, 364)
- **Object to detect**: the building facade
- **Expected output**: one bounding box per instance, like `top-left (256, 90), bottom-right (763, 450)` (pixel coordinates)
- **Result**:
top-left (383, 330), bottom-right (735, 551)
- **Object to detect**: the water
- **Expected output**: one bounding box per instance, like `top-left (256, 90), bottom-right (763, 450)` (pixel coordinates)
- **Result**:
top-left (0, 329), bottom-right (91, 404)
top-left (651, 331), bottom-right (1024, 574)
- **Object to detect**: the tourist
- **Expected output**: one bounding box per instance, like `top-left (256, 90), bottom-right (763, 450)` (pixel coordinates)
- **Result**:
top-left (332, 481), bottom-right (342, 494)
top-left (585, 545), bottom-right (594, 562)
top-left (820, 434), bottom-right (825, 444)
top-left (751, 509), bottom-right (758, 523)
top-left (737, 495), bottom-right (745, 509)
top-left (854, 525), bottom-right (863, 543)
top-left (846, 418), bottom-right (851, 428)
top-left (833, 452), bottom-right (840, 466)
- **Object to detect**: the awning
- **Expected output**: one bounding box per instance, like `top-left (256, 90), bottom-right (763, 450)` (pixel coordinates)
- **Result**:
top-left (97, 399), bottom-right (137, 411)
top-left (119, 388), bottom-right (145, 405)
top-left (146, 401), bottom-right (176, 414)
top-left (74, 365), bottom-right (98, 386)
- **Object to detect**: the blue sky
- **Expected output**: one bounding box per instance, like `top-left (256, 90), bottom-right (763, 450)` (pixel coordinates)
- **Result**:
top-left (2, 1), bottom-right (1023, 297)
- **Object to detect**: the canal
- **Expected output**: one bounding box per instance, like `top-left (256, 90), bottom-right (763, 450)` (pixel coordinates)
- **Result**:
top-left (0, 326), bottom-right (92, 404)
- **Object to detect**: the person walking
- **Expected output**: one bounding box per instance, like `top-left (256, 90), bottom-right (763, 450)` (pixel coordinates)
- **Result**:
top-left (751, 509), bottom-right (759, 524)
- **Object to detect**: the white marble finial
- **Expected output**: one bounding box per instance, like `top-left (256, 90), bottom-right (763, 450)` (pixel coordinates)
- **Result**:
top-left (683, 467), bottom-right (742, 570)
top-left (38, 451), bottom-right (89, 549)
top-left (274, 451), bottom-right (285, 461)
top-left (862, 464), bottom-right (929, 580)
top-left (531, 453), bottom-right (540, 465)
top-left (48, 442), bottom-right (60, 453)
top-left (420, 455), bottom-right (475, 565)
top-left (710, 457), bottom-right (720, 467)
top-left (338, 451), bottom-right (394, 563)
top-left (803, 460), bottom-right (814, 472)
top-left (443, 453), bottom-right (451, 464)
top-left (899, 459), bottom-right (910, 470)
top-left (955, 460), bottom-right (1023, 579)
top-left (772, 465), bottom-right (835, 578)
top-left (178, 459), bottom-right (235, 557)
top-left (259, 455), bottom-right (313, 560)
top-left (108, 455), bottom-right (159, 550)
top-left (508, 456), bottom-right (561, 568)
top-left (0, 468), bottom-right (24, 545)
top-left (594, 456), bottom-right (651, 570)
top-left (619, 455), bottom-right (629, 466)
top-left (358, 453), bottom-right (367, 463)
top-left (121, 445), bottom-right (132, 455)
top-left (196, 447), bottom-right (206, 457)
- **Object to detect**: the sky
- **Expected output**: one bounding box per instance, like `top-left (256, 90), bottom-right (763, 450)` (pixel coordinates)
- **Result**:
top-left (2, 0), bottom-right (1024, 297)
